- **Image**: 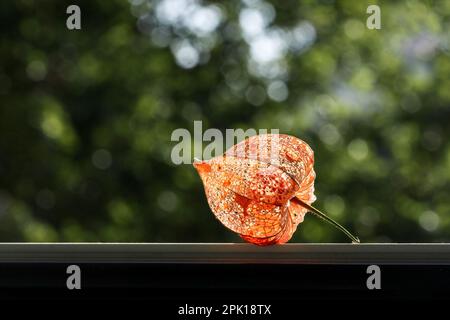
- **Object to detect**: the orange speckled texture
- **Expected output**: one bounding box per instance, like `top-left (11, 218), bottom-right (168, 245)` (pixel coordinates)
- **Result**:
top-left (194, 134), bottom-right (316, 245)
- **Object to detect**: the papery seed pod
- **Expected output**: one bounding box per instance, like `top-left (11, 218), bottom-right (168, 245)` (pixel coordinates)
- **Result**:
top-left (194, 134), bottom-right (359, 245)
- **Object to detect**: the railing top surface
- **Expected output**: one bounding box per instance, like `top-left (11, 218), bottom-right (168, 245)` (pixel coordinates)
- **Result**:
top-left (0, 243), bottom-right (448, 264)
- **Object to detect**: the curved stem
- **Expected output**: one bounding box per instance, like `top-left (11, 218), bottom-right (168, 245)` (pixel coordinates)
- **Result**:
top-left (293, 198), bottom-right (360, 244)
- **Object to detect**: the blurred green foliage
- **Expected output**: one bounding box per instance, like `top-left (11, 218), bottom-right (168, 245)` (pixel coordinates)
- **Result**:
top-left (0, 0), bottom-right (449, 243)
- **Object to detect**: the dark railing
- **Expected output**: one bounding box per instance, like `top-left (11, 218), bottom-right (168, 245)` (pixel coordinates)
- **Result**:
top-left (1, 243), bottom-right (449, 306)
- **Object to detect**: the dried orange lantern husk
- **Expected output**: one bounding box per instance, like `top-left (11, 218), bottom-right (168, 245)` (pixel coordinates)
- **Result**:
top-left (194, 134), bottom-right (359, 245)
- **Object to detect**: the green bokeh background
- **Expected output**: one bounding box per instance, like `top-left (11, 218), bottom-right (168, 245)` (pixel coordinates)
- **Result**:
top-left (0, 0), bottom-right (449, 242)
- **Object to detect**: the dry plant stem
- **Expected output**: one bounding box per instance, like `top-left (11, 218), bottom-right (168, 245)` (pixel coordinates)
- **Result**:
top-left (293, 198), bottom-right (360, 244)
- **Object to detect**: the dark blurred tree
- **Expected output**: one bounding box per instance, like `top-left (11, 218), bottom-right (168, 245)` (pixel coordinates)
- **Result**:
top-left (0, 0), bottom-right (449, 242)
